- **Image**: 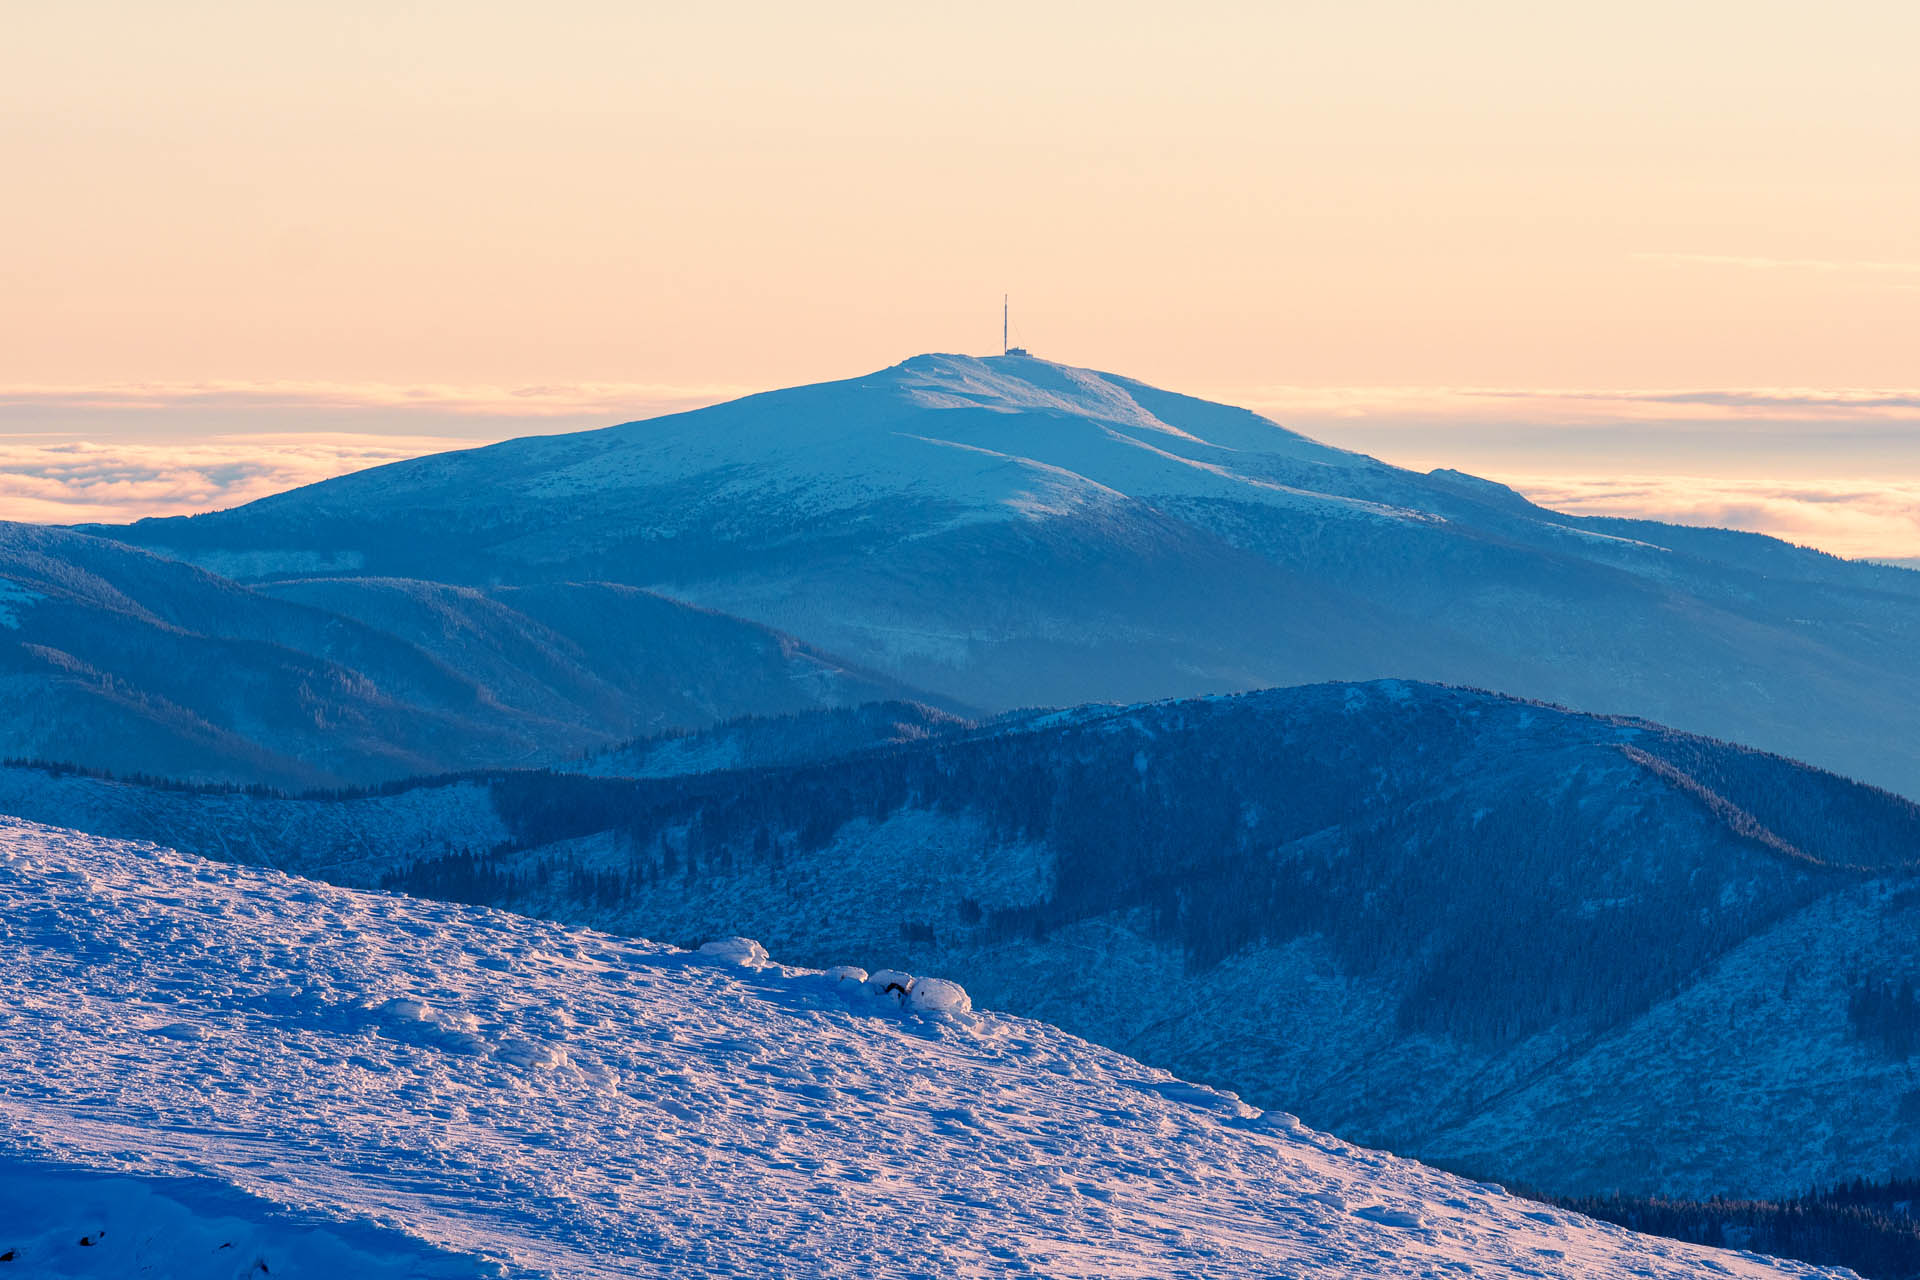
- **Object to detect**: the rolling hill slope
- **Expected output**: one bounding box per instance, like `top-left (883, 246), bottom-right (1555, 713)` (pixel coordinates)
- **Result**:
top-left (0, 523), bottom-right (931, 786)
top-left (0, 818), bottom-right (1847, 1279)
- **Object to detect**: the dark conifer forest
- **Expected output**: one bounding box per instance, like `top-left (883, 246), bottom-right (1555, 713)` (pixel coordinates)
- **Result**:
top-left (1548, 1179), bottom-right (1920, 1280)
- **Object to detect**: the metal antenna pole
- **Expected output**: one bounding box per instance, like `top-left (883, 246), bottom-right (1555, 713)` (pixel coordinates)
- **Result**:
top-left (1003, 295), bottom-right (1008, 355)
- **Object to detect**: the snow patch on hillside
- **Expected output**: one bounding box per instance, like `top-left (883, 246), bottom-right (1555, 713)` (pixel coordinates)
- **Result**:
top-left (895, 354), bottom-right (1210, 441)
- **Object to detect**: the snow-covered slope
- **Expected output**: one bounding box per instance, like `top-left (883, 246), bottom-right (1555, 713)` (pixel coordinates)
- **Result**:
top-left (0, 819), bottom-right (1845, 1279)
top-left (255, 576), bottom-right (942, 752)
top-left (0, 523), bottom-right (928, 785)
top-left (102, 353), bottom-right (1920, 797)
top-left (6, 681), bottom-right (1917, 1200)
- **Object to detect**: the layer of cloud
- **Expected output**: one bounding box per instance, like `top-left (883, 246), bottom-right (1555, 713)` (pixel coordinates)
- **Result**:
top-left (0, 380), bottom-right (748, 526)
top-left (1500, 473), bottom-right (1920, 562)
top-left (0, 435), bottom-right (475, 524)
top-left (0, 379), bottom-right (745, 419)
top-left (1225, 384), bottom-right (1920, 425)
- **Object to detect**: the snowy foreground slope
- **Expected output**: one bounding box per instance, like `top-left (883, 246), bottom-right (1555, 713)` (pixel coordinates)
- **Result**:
top-left (0, 820), bottom-right (1845, 1280)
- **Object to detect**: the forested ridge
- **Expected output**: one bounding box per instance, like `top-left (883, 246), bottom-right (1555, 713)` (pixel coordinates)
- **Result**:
top-left (384, 682), bottom-right (1919, 1044)
top-left (1546, 1178), bottom-right (1920, 1280)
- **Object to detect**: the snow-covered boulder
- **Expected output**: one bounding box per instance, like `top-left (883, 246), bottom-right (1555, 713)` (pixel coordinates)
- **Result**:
top-left (904, 977), bottom-right (971, 1018)
top-left (864, 969), bottom-right (915, 1003)
top-left (823, 964), bottom-right (868, 989)
top-left (370, 996), bottom-right (487, 1055)
top-left (696, 937), bottom-right (769, 967)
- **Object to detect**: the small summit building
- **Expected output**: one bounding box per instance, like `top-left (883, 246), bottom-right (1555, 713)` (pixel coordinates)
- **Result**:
top-left (1002, 294), bottom-right (1032, 357)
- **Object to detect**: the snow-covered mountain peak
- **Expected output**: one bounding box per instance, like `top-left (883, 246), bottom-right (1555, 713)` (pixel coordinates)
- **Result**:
top-left (515, 350), bottom-right (1366, 521)
top-left (146, 352), bottom-right (1372, 529)
top-left (0, 819), bottom-right (1846, 1278)
top-left (95, 353), bottom-right (1920, 796)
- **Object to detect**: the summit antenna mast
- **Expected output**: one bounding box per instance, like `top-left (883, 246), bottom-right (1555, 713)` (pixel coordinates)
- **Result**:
top-left (1001, 297), bottom-right (1031, 358)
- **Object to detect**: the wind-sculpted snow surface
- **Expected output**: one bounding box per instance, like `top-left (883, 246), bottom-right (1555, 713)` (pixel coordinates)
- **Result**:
top-left (0, 821), bottom-right (1843, 1279)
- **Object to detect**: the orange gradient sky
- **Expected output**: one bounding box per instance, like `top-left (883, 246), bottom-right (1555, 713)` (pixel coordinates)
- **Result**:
top-left (4, 2), bottom-right (1917, 557)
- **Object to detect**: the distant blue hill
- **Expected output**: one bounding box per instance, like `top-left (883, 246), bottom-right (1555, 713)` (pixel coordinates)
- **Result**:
top-left (95, 353), bottom-right (1920, 797)
top-left (0, 521), bottom-right (934, 786)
